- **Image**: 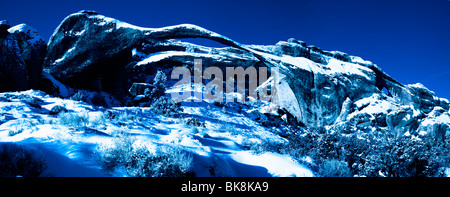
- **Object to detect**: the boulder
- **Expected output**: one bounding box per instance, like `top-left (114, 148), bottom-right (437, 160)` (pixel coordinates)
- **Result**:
top-left (49, 105), bottom-right (69, 115)
top-left (406, 83), bottom-right (441, 113)
top-left (287, 38), bottom-right (306, 47)
top-left (386, 105), bottom-right (420, 136)
top-left (128, 83), bottom-right (154, 97)
top-left (335, 97), bottom-right (353, 123)
top-left (418, 107), bottom-right (450, 142)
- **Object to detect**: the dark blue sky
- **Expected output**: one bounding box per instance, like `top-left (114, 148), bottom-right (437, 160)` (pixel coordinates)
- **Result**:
top-left (1, 0), bottom-right (450, 99)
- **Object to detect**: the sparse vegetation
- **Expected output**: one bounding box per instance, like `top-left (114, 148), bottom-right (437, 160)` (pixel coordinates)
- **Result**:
top-left (0, 143), bottom-right (47, 177)
top-left (8, 128), bottom-right (24, 136)
top-left (318, 159), bottom-right (351, 177)
top-left (242, 138), bottom-right (286, 155)
top-left (58, 112), bottom-right (89, 128)
top-left (70, 90), bottom-right (109, 107)
top-left (95, 129), bottom-right (194, 177)
top-left (70, 91), bottom-right (88, 103)
top-left (8, 119), bottom-right (38, 136)
top-left (0, 93), bottom-right (44, 108)
top-left (150, 97), bottom-right (183, 117)
top-left (184, 117), bottom-right (205, 127)
top-left (146, 70), bottom-right (167, 100)
top-left (281, 127), bottom-right (450, 177)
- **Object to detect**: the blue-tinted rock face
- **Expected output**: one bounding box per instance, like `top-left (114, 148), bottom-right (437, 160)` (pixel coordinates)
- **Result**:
top-left (8, 24), bottom-right (47, 89)
top-left (0, 21), bottom-right (29, 92)
top-left (0, 21), bottom-right (48, 92)
top-left (41, 11), bottom-right (449, 133)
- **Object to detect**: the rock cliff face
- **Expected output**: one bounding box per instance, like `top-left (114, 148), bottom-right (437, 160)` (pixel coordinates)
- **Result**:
top-left (1, 11), bottom-right (449, 177)
top-left (8, 24), bottom-right (47, 89)
top-left (18, 10), bottom-right (449, 138)
top-left (0, 21), bottom-right (47, 92)
top-left (42, 11), bottom-right (245, 101)
top-left (0, 20), bottom-right (29, 92)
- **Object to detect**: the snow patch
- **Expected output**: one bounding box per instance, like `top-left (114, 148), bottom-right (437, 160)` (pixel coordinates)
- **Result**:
top-left (8, 24), bottom-right (44, 45)
top-left (230, 151), bottom-right (313, 177)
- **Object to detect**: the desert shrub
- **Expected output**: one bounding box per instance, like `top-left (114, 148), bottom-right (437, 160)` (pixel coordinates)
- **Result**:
top-left (317, 132), bottom-right (342, 159)
top-left (128, 146), bottom-right (194, 177)
top-left (95, 131), bottom-right (193, 177)
top-left (71, 90), bottom-right (108, 107)
top-left (282, 130), bottom-right (359, 176)
top-left (283, 126), bottom-right (450, 177)
top-left (8, 119), bottom-right (38, 136)
top-left (184, 117), bottom-right (205, 127)
top-left (22, 95), bottom-right (44, 109)
top-left (105, 110), bottom-right (118, 120)
top-left (150, 97), bottom-right (183, 117)
top-left (338, 133), bottom-right (371, 175)
top-left (1, 93), bottom-right (44, 108)
top-left (59, 112), bottom-right (89, 128)
top-left (71, 91), bottom-right (88, 103)
top-left (282, 130), bottom-right (319, 159)
top-left (89, 112), bottom-right (108, 128)
top-left (254, 112), bottom-right (283, 128)
top-left (358, 134), bottom-right (449, 177)
top-left (243, 138), bottom-right (286, 155)
top-left (145, 70), bottom-right (167, 100)
top-left (318, 159), bottom-right (351, 177)
top-left (95, 131), bottom-right (134, 173)
top-left (8, 127), bottom-right (24, 136)
top-left (103, 109), bottom-right (143, 128)
top-left (213, 100), bottom-right (224, 107)
top-left (0, 143), bottom-right (47, 177)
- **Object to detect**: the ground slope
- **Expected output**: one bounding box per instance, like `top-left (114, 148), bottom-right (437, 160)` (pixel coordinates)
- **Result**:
top-left (0, 90), bottom-right (312, 177)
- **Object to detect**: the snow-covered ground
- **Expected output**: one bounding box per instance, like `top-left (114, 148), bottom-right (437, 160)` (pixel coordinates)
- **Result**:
top-left (0, 90), bottom-right (313, 177)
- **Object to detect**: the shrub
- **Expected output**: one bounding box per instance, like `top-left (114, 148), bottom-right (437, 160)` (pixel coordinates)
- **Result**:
top-left (89, 112), bottom-right (108, 128)
top-left (8, 128), bottom-right (24, 136)
top-left (95, 131), bottom-right (134, 173)
top-left (70, 90), bottom-right (108, 107)
top-left (145, 70), bottom-right (167, 100)
top-left (358, 134), bottom-right (449, 177)
top-left (150, 97), bottom-right (183, 117)
top-left (95, 131), bottom-right (194, 177)
top-left (128, 146), bottom-right (194, 177)
top-left (283, 126), bottom-right (450, 177)
top-left (8, 119), bottom-right (38, 136)
top-left (0, 143), bottom-right (47, 177)
top-left (1, 93), bottom-right (44, 109)
top-left (318, 159), bottom-right (351, 177)
top-left (243, 138), bottom-right (286, 155)
top-left (184, 117), bottom-right (205, 127)
top-left (71, 91), bottom-right (88, 103)
top-left (22, 95), bottom-right (44, 109)
top-left (59, 112), bottom-right (89, 128)
top-left (282, 130), bottom-right (319, 160)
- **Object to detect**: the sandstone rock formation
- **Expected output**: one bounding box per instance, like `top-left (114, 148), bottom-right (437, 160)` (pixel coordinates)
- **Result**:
top-left (40, 11), bottom-right (449, 136)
